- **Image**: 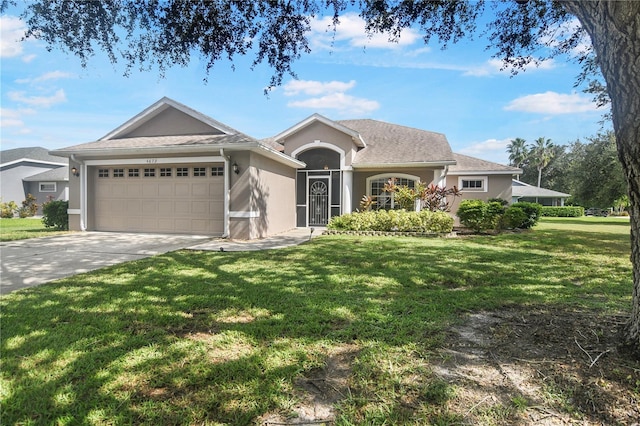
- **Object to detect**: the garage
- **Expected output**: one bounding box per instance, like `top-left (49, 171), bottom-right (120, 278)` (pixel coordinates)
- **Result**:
top-left (90, 162), bottom-right (225, 235)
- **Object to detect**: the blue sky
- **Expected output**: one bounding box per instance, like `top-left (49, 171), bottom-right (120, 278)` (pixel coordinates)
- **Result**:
top-left (1, 10), bottom-right (609, 164)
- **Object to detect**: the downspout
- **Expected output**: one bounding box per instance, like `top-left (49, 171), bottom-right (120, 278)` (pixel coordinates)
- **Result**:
top-left (70, 154), bottom-right (87, 231)
top-left (219, 149), bottom-right (230, 238)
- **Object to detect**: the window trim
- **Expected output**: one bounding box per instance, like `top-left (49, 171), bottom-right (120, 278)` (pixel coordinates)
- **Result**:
top-left (39, 182), bottom-right (57, 192)
top-left (458, 176), bottom-right (488, 192)
top-left (366, 173), bottom-right (420, 210)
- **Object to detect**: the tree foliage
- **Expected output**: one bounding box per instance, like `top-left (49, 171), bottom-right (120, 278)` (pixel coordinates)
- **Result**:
top-left (568, 131), bottom-right (628, 208)
top-left (513, 131), bottom-right (627, 209)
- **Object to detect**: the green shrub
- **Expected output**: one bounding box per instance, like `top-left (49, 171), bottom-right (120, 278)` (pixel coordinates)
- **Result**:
top-left (501, 206), bottom-right (528, 229)
top-left (488, 198), bottom-right (509, 206)
top-left (0, 200), bottom-right (18, 218)
top-left (21, 193), bottom-right (38, 217)
top-left (485, 201), bottom-right (507, 229)
top-left (327, 209), bottom-right (454, 233)
top-left (511, 202), bottom-right (542, 229)
top-left (540, 206), bottom-right (584, 217)
top-left (42, 200), bottom-right (69, 230)
top-left (458, 200), bottom-right (539, 232)
top-left (17, 206), bottom-right (31, 218)
top-left (456, 200), bottom-right (489, 232)
top-left (419, 210), bottom-right (454, 233)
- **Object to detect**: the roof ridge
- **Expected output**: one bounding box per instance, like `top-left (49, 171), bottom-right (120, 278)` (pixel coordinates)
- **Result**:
top-left (337, 118), bottom-right (447, 137)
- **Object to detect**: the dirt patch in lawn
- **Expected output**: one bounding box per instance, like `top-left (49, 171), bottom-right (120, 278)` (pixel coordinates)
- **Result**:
top-left (260, 308), bottom-right (639, 425)
top-left (433, 307), bottom-right (640, 425)
top-left (260, 344), bottom-right (359, 425)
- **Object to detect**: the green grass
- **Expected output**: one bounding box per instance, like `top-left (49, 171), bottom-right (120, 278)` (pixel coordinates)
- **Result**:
top-left (0, 217), bottom-right (633, 424)
top-left (0, 217), bottom-right (70, 241)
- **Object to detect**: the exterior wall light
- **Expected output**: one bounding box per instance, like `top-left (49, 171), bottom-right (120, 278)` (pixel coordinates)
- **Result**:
top-left (71, 167), bottom-right (80, 177)
top-left (233, 162), bottom-right (239, 174)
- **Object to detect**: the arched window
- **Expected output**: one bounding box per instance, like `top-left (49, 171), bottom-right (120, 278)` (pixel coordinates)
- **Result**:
top-left (297, 148), bottom-right (341, 170)
top-left (367, 174), bottom-right (419, 210)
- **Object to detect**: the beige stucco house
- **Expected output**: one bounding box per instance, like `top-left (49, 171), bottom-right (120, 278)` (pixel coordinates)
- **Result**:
top-left (51, 97), bottom-right (521, 239)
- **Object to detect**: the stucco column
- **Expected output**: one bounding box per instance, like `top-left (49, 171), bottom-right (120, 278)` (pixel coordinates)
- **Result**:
top-left (342, 169), bottom-right (353, 214)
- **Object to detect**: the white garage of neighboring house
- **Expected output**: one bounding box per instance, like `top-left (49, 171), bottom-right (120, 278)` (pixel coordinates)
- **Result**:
top-left (52, 97), bottom-right (521, 239)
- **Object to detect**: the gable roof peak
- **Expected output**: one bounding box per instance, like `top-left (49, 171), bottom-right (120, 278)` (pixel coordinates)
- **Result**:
top-left (100, 97), bottom-right (239, 140)
top-left (273, 113), bottom-right (366, 148)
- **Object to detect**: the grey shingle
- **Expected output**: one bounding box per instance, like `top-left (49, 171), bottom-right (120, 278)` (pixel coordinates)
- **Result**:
top-left (512, 180), bottom-right (570, 197)
top-left (337, 119), bottom-right (455, 166)
top-left (1, 147), bottom-right (68, 165)
top-left (449, 153), bottom-right (521, 174)
top-left (55, 134), bottom-right (257, 152)
top-left (23, 166), bottom-right (68, 182)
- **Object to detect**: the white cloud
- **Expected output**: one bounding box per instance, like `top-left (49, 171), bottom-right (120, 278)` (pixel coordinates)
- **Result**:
top-left (458, 138), bottom-right (512, 164)
top-left (464, 58), bottom-right (556, 77)
top-left (284, 78), bottom-right (380, 115)
top-left (0, 108), bottom-right (36, 134)
top-left (505, 91), bottom-right (599, 114)
top-left (16, 71), bottom-right (76, 84)
top-left (310, 12), bottom-right (420, 50)
top-left (284, 79), bottom-right (356, 96)
top-left (22, 53), bottom-right (37, 63)
top-left (8, 89), bottom-right (67, 108)
top-left (288, 92), bottom-right (380, 115)
top-left (0, 15), bottom-right (27, 57)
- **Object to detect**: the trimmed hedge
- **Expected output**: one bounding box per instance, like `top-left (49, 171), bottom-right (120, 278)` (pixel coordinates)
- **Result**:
top-left (42, 200), bottom-right (69, 230)
top-left (540, 206), bottom-right (584, 217)
top-left (510, 202), bottom-right (542, 229)
top-left (327, 209), bottom-right (454, 233)
top-left (457, 200), bottom-right (542, 232)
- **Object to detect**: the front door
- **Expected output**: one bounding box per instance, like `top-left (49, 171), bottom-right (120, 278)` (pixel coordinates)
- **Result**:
top-left (308, 177), bottom-right (329, 226)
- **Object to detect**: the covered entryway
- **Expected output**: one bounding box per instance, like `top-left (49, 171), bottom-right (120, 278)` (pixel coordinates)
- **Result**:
top-left (295, 148), bottom-right (342, 227)
top-left (90, 162), bottom-right (224, 235)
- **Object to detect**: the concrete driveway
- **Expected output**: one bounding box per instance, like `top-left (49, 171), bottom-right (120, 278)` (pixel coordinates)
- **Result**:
top-left (0, 232), bottom-right (212, 295)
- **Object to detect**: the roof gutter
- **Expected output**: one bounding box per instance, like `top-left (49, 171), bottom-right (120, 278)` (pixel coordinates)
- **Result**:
top-left (352, 160), bottom-right (457, 169)
top-left (51, 142), bottom-right (306, 169)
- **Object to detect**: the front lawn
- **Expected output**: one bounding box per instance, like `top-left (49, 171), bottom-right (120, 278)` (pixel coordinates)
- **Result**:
top-left (0, 217), bottom-right (69, 241)
top-left (1, 217), bottom-right (636, 424)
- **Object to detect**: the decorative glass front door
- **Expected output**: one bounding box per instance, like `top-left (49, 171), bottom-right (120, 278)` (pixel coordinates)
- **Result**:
top-left (308, 178), bottom-right (329, 226)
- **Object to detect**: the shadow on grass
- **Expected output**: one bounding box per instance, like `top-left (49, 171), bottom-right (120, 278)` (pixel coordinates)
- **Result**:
top-left (0, 232), bottom-right (633, 424)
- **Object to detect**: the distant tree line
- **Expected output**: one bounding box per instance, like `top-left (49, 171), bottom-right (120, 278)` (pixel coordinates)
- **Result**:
top-left (507, 131), bottom-right (628, 210)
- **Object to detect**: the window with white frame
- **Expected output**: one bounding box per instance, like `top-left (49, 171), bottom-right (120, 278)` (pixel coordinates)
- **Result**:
top-left (39, 182), bottom-right (56, 192)
top-left (368, 175), bottom-right (418, 210)
top-left (459, 176), bottom-right (487, 192)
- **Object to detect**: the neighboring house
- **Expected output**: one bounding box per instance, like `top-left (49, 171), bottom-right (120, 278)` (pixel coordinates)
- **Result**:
top-left (511, 180), bottom-right (570, 206)
top-left (0, 147), bottom-right (69, 213)
top-left (51, 97), bottom-right (521, 239)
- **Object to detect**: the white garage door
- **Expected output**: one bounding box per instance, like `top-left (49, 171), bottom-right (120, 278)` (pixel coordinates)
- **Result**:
top-left (92, 163), bottom-right (224, 235)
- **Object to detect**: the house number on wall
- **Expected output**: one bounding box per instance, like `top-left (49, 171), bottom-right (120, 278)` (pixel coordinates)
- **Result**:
top-left (146, 159), bottom-right (158, 164)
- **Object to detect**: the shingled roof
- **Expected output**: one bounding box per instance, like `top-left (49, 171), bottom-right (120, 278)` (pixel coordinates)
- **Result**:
top-left (23, 166), bottom-right (69, 182)
top-left (1, 147), bottom-right (68, 166)
top-left (338, 119), bottom-right (456, 167)
top-left (54, 134), bottom-right (256, 153)
top-left (448, 153), bottom-right (522, 175)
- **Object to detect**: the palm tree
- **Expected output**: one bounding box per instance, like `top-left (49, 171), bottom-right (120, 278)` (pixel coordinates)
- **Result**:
top-left (507, 138), bottom-right (528, 181)
top-left (530, 137), bottom-right (555, 188)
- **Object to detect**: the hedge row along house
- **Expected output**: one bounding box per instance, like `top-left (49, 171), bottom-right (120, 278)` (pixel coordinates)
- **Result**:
top-left (51, 97), bottom-right (522, 239)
